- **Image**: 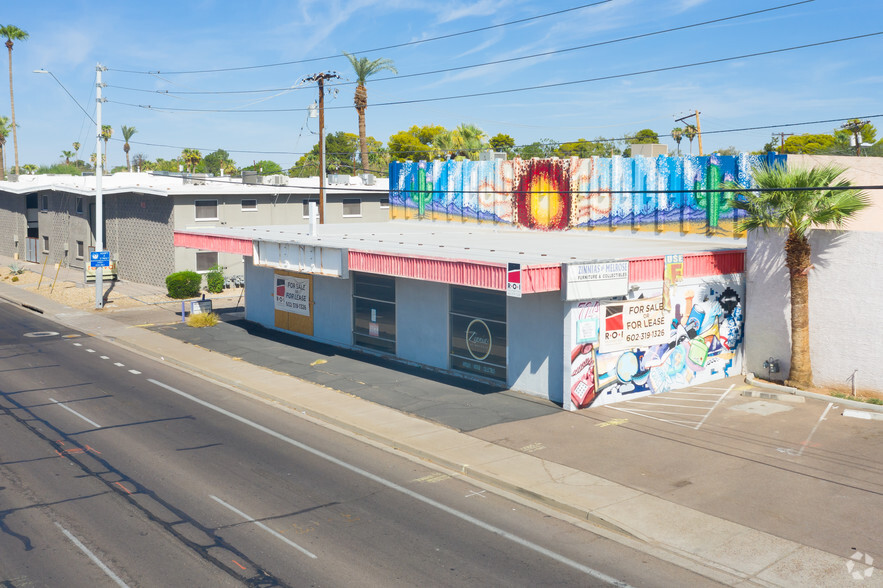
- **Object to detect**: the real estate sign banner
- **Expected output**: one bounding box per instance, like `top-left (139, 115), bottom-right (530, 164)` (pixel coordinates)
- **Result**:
top-left (600, 297), bottom-right (667, 352)
top-left (274, 274), bottom-right (310, 316)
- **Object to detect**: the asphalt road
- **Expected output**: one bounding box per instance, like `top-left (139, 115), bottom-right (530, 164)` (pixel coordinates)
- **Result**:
top-left (0, 301), bottom-right (722, 587)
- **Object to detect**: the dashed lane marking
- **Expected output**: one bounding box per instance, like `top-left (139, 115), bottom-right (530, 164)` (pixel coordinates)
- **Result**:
top-left (209, 495), bottom-right (317, 559)
top-left (49, 398), bottom-right (101, 428)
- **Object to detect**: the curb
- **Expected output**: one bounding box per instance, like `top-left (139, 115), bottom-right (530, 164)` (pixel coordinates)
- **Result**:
top-left (745, 373), bottom-right (883, 413)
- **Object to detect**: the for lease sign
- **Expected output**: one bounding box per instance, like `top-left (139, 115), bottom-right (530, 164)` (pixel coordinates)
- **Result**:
top-left (600, 297), bottom-right (667, 352)
top-left (274, 274), bottom-right (310, 316)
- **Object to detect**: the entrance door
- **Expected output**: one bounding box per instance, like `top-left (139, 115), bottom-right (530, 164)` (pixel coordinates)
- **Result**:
top-left (25, 237), bottom-right (38, 263)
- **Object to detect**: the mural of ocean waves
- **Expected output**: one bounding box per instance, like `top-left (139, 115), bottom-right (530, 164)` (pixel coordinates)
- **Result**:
top-left (390, 153), bottom-right (785, 236)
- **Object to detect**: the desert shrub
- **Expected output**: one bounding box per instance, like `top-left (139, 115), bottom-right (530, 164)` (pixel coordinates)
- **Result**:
top-left (206, 264), bottom-right (224, 293)
top-left (8, 262), bottom-right (24, 275)
top-left (187, 312), bottom-right (219, 327)
top-left (165, 270), bottom-right (202, 299)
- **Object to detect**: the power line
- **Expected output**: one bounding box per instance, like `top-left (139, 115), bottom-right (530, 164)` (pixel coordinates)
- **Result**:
top-left (106, 31), bottom-right (883, 114)
top-left (102, 1), bottom-right (815, 98)
top-left (106, 1), bottom-right (614, 75)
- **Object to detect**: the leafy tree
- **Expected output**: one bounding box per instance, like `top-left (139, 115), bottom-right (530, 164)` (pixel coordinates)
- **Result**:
top-left (241, 160), bottom-right (283, 175)
top-left (290, 131), bottom-right (363, 176)
top-left (779, 134), bottom-right (836, 154)
top-left (555, 137), bottom-right (620, 158)
top-left (121, 125), bottom-right (136, 171)
top-left (489, 133), bottom-right (515, 155)
top-left (722, 164), bottom-right (870, 388)
top-left (38, 163), bottom-right (81, 175)
top-left (753, 136), bottom-right (779, 155)
top-left (671, 127), bottom-right (683, 156)
top-left (388, 130), bottom-right (432, 161)
top-left (628, 128), bottom-right (660, 144)
top-left (516, 139), bottom-right (557, 159)
top-left (203, 149), bottom-right (236, 176)
top-left (0, 25), bottom-right (27, 175)
top-left (410, 124), bottom-right (445, 147)
top-left (713, 146), bottom-right (740, 156)
top-left (0, 115), bottom-right (10, 178)
top-left (181, 148), bottom-right (202, 172)
top-left (344, 52), bottom-right (397, 173)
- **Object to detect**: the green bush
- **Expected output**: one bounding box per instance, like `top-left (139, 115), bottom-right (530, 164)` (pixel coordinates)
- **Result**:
top-left (206, 264), bottom-right (224, 293)
top-left (165, 271), bottom-right (202, 299)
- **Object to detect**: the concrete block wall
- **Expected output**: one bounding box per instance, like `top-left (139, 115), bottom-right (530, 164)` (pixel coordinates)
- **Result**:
top-left (105, 194), bottom-right (175, 286)
top-left (745, 229), bottom-right (883, 392)
top-left (0, 197), bottom-right (26, 259)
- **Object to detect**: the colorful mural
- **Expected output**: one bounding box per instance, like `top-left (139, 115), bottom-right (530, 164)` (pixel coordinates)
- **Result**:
top-left (390, 153), bottom-right (785, 236)
top-left (568, 276), bottom-right (744, 409)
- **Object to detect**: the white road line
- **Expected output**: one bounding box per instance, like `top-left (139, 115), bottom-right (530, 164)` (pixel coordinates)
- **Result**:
top-left (49, 398), bottom-right (101, 428)
top-left (210, 495), bottom-right (317, 559)
top-left (128, 370), bottom-right (141, 375)
top-left (86, 349), bottom-right (96, 353)
top-left (618, 401), bottom-right (710, 410)
top-left (55, 522), bottom-right (130, 587)
top-left (100, 356), bottom-right (110, 360)
top-left (114, 363), bottom-right (125, 367)
top-left (796, 402), bottom-right (833, 457)
top-left (665, 392), bottom-right (726, 397)
top-left (150, 379), bottom-right (630, 587)
top-left (692, 384), bottom-right (733, 430)
top-left (73, 342), bottom-right (82, 347)
top-left (610, 408), bottom-right (699, 429)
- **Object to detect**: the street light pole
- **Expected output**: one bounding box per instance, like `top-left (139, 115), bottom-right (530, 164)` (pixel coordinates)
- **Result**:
top-left (94, 63), bottom-right (107, 309)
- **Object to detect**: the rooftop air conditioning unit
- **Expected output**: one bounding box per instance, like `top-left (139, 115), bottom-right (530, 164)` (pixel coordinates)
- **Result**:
top-left (264, 174), bottom-right (287, 186)
top-left (242, 170), bottom-right (263, 185)
top-left (183, 173), bottom-right (207, 185)
top-left (327, 174), bottom-right (349, 185)
top-left (360, 173), bottom-right (376, 186)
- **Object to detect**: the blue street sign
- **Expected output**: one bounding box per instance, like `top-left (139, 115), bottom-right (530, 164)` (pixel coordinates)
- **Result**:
top-left (90, 250), bottom-right (111, 268)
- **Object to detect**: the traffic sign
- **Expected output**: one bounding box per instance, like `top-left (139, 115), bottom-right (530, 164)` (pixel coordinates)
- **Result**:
top-left (90, 250), bottom-right (111, 268)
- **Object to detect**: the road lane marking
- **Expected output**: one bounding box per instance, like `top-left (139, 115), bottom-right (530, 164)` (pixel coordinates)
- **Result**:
top-left (797, 402), bottom-right (833, 457)
top-left (150, 378), bottom-right (632, 587)
top-left (55, 522), bottom-right (130, 587)
top-left (128, 370), bottom-right (141, 375)
top-left (86, 349), bottom-right (96, 353)
top-left (612, 384), bottom-right (732, 431)
top-left (100, 356), bottom-right (110, 360)
top-left (114, 363), bottom-right (125, 367)
top-left (49, 398), bottom-right (101, 428)
top-left (209, 495), bottom-right (317, 559)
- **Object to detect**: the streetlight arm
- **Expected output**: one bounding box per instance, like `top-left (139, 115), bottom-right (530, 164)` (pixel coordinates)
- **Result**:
top-left (33, 69), bottom-right (96, 125)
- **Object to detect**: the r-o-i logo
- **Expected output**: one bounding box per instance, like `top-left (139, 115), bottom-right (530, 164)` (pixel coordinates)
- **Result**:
top-left (465, 319), bottom-right (492, 361)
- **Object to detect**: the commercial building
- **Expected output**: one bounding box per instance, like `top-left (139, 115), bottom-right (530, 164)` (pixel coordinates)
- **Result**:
top-left (177, 154), bottom-right (782, 408)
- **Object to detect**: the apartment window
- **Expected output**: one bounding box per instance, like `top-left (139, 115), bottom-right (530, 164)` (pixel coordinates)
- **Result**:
top-left (342, 198), bottom-right (362, 217)
top-left (196, 251), bottom-right (218, 272)
top-left (302, 197), bottom-right (319, 218)
top-left (76, 197), bottom-right (83, 214)
top-left (42, 236), bottom-right (50, 253)
top-left (379, 198), bottom-right (389, 209)
top-left (195, 200), bottom-right (218, 220)
top-left (241, 199), bottom-right (257, 211)
top-left (76, 241), bottom-right (84, 260)
top-left (41, 194), bottom-right (49, 211)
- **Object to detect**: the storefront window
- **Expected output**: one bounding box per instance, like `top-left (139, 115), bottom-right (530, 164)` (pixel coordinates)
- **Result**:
top-left (450, 286), bottom-right (507, 381)
top-left (353, 273), bottom-right (396, 354)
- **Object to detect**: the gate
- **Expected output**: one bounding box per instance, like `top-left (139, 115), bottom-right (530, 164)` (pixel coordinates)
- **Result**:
top-left (25, 237), bottom-right (38, 263)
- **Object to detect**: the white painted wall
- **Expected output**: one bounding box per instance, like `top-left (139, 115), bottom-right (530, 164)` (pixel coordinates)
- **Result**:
top-left (312, 275), bottom-right (352, 344)
top-left (745, 229), bottom-right (883, 391)
top-left (507, 291), bottom-right (565, 403)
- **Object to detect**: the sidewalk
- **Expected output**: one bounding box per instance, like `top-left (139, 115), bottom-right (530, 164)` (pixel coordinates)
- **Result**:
top-left (0, 259), bottom-right (877, 587)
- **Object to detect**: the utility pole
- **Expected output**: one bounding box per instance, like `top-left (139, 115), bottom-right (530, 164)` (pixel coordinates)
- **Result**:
top-left (304, 72), bottom-right (340, 224)
top-left (675, 111), bottom-right (703, 155)
top-left (772, 132), bottom-right (793, 151)
top-left (94, 63), bottom-right (107, 309)
top-left (841, 119), bottom-right (870, 156)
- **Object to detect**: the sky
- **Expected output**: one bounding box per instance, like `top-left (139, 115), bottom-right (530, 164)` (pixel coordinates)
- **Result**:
top-left (5, 0), bottom-right (882, 171)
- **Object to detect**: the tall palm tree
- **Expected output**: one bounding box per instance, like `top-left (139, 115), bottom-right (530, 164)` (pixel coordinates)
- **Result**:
top-left (121, 125), bottom-right (136, 171)
top-left (723, 163), bottom-right (869, 388)
top-left (343, 52), bottom-right (397, 174)
top-left (100, 125), bottom-right (113, 172)
top-left (452, 123), bottom-right (487, 159)
top-left (0, 25), bottom-right (28, 176)
top-left (0, 115), bottom-right (10, 178)
top-left (684, 124), bottom-right (697, 154)
top-left (61, 149), bottom-right (74, 164)
top-left (671, 127), bottom-right (683, 156)
top-left (181, 148), bottom-right (201, 172)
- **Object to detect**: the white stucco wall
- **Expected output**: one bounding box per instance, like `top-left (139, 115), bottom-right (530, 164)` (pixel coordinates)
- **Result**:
top-left (312, 275), bottom-right (353, 344)
top-left (507, 291), bottom-right (565, 403)
top-left (745, 229), bottom-right (883, 391)
top-left (396, 278), bottom-right (449, 369)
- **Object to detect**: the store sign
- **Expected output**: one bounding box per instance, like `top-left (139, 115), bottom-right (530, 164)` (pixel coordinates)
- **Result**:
top-left (600, 297), bottom-right (667, 352)
top-left (562, 261), bottom-right (629, 300)
top-left (450, 314), bottom-right (507, 380)
top-left (274, 274), bottom-right (310, 316)
top-left (506, 262), bottom-right (522, 298)
top-left (465, 319), bottom-right (493, 360)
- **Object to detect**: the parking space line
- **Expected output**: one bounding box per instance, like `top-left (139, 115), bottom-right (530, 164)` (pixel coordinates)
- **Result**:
top-left (796, 402), bottom-right (833, 457)
top-left (611, 384), bottom-right (733, 430)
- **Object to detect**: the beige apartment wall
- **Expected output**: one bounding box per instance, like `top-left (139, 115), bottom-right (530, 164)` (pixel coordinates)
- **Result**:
top-left (787, 154), bottom-right (883, 232)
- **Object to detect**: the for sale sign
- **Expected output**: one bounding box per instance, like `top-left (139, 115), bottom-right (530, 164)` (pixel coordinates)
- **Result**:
top-left (600, 297), bottom-right (667, 352)
top-left (274, 274), bottom-right (310, 316)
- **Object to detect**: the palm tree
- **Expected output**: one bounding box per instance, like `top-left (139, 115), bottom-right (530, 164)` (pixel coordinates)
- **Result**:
top-left (61, 150), bottom-right (74, 164)
top-left (121, 125), bottom-right (136, 171)
top-left (21, 163), bottom-right (36, 174)
top-left (181, 148), bottom-right (201, 172)
top-left (684, 125), bottom-right (697, 154)
top-left (0, 25), bottom-right (28, 176)
top-left (0, 115), bottom-right (10, 178)
top-left (723, 163), bottom-right (869, 388)
top-left (100, 125), bottom-right (112, 171)
top-left (343, 52), bottom-right (397, 174)
top-left (452, 123), bottom-right (487, 159)
top-left (671, 127), bottom-right (683, 156)
top-left (73, 141), bottom-right (80, 153)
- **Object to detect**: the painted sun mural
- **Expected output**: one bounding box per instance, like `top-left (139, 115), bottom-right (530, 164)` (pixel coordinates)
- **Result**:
top-left (389, 153), bottom-right (785, 236)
